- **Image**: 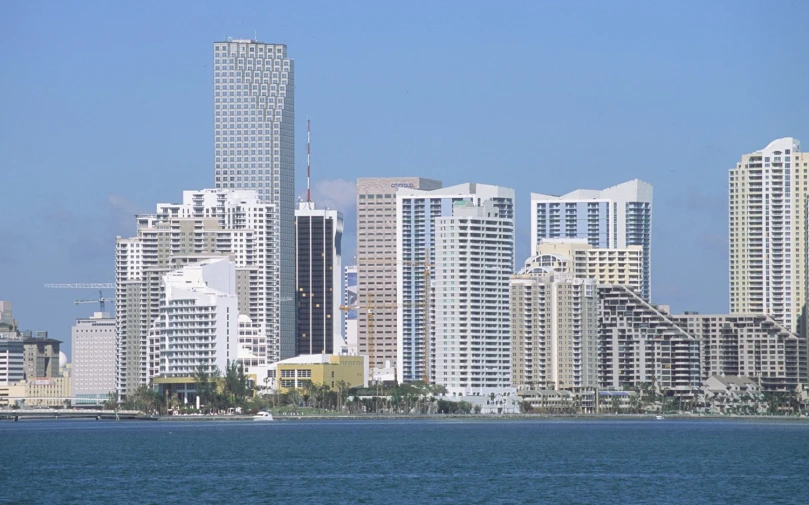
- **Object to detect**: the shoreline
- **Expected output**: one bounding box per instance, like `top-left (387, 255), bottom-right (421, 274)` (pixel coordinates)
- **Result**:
top-left (153, 413), bottom-right (809, 422)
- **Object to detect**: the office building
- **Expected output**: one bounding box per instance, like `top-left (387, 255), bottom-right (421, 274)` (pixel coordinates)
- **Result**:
top-left (23, 333), bottom-right (60, 380)
top-left (266, 354), bottom-right (368, 393)
top-left (344, 265), bottom-right (358, 355)
top-left (396, 183), bottom-right (515, 384)
top-left (212, 38), bottom-right (296, 368)
top-left (672, 312), bottom-right (806, 391)
top-left (0, 301), bottom-right (13, 330)
top-left (155, 258), bottom-right (239, 377)
top-left (356, 177), bottom-right (442, 373)
top-left (7, 365), bottom-right (72, 408)
top-left (72, 312), bottom-right (116, 402)
top-left (729, 138), bottom-right (809, 334)
top-left (115, 189), bottom-right (277, 398)
top-left (510, 269), bottom-right (598, 392)
top-left (597, 284), bottom-right (701, 395)
top-left (0, 333), bottom-right (24, 404)
top-left (295, 202), bottom-right (343, 355)
top-left (432, 198), bottom-right (515, 395)
top-left (531, 179), bottom-right (653, 299)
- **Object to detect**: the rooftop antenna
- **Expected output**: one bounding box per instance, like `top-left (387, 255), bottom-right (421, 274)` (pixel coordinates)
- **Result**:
top-left (307, 118), bottom-right (312, 206)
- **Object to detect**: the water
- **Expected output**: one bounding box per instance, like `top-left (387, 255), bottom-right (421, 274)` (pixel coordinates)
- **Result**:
top-left (1, 419), bottom-right (807, 504)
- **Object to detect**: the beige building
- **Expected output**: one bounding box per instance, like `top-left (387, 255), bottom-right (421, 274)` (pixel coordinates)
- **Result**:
top-left (7, 365), bottom-right (72, 407)
top-left (355, 177), bottom-right (441, 373)
top-left (510, 269), bottom-right (598, 392)
top-left (23, 334), bottom-right (61, 380)
top-left (729, 138), bottom-right (809, 333)
top-left (266, 354), bottom-right (368, 393)
top-left (672, 312), bottom-right (806, 391)
top-left (532, 239), bottom-right (643, 294)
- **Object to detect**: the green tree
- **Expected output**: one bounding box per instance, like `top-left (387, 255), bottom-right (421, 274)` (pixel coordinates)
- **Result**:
top-left (224, 360), bottom-right (249, 405)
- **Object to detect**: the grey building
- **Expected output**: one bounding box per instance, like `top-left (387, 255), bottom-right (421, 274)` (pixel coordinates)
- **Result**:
top-left (22, 333), bottom-right (61, 380)
top-left (72, 312), bottom-right (116, 402)
top-left (213, 39), bottom-right (296, 361)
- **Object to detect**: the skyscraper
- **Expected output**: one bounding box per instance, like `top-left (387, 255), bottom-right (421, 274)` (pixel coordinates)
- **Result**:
top-left (729, 138), bottom-right (808, 334)
top-left (212, 39), bottom-right (296, 361)
top-left (72, 312), bottom-right (116, 403)
top-left (343, 265), bottom-right (358, 355)
top-left (396, 183), bottom-right (515, 384)
top-left (531, 179), bottom-right (653, 300)
top-left (356, 177), bottom-right (442, 373)
top-left (295, 202), bottom-right (343, 355)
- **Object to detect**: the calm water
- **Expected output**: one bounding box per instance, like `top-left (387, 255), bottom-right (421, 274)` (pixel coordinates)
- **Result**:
top-left (1, 419), bottom-right (807, 504)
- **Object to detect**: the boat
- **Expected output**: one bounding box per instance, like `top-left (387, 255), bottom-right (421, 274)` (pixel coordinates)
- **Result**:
top-left (253, 411), bottom-right (274, 421)
top-left (655, 415), bottom-right (665, 420)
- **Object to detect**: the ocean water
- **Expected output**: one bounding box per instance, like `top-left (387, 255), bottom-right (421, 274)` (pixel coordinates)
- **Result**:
top-left (1, 419), bottom-right (807, 505)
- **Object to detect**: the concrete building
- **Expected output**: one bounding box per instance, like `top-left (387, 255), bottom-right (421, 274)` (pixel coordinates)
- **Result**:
top-left (356, 177), bottom-right (442, 374)
top-left (729, 138), bottom-right (809, 334)
top-left (343, 265), bottom-right (358, 355)
top-left (531, 179), bottom-right (653, 299)
top-left (0, 301), bottom-right (13, 330)
top-left (7, 364), bottom-right (72, 408)
top-left (23, 333), bottom-right (60, 380)
top-left (597, 284), bottom-right (701, 395)
top-left (530, 239), bottom-right (644, 294)
top-left (212, 39), bottom-right (296, 369)
top-left (115, 188), bottom-right (277, 398)
top-left (396, 183), bottom-right (515, 385)
top-left (0, 333), bottom-right (24, 405)
top-left (510, 269), bottom-right (598, 392)
top-left (72, 312), bottom-right (116, 403)
top-left (265, 354), bottom-right (368, 393)
top-left (672, 312), bottom-right (806, 391)
top-left (432, 198), bottom-right (515, 396)
top-left (155, 258), bottom-right (239, 378)
top-left (295, 202), bottom-right (343, 355)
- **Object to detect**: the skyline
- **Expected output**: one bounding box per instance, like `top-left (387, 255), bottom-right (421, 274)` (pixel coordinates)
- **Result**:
top-left (3, 1), bottom-right (809, 359)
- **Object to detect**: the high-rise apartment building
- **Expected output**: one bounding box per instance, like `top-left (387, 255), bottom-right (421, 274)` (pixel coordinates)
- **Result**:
top-left (396, 183), bottom-right (515, 384)
top-left (672, 312), bottom-right (806, 391)
top-left (212, 39), bottom-right (296, 365)
top-left (433, 200), bottom-right (515, 395)
top-left (115, 189), bottom-right (277, 398)
top-left (729, 138), bottom-right (808, 334)
top-left (295, 202), bottom-right (343, 355)
top-left (155, 258), bottom-right (239, 377)
top-left (510, 269), bottom-right (599, 392)
top-left (72, 312), bottom-right (116, 402)
top-left (531, 180), bottom-right (653, 300)
top-left (356, 177), bottom-right (442, 373)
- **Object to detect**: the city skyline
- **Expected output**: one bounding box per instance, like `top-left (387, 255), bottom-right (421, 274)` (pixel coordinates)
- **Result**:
top-left (3, 2), bottom-right (809, 359)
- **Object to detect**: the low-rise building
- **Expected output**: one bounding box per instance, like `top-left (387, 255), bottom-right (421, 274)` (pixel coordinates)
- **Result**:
top-left (7, 364), bottom-right (73, 408)
top-left (265, 354), bottom-right (368, 393)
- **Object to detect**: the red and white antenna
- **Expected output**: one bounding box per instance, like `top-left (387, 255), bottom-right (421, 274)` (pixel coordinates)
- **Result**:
top-left (306, 119), bottom-right (311, 204)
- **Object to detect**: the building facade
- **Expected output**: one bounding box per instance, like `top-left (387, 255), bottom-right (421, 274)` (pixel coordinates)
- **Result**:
top-left (356, 177), bottom-right (442, 373)
top-left (531, 179), bottom-right (653, 300)
top-left (432, 199), bottom-right (515, 395)
top-left (0, 333), bottom-right (24, 404)
top-left (72, 312), bottom-right (116, 402)
top-left (212, 38), bottom-right (296, 368)
top-left (23, 334), bottom-right (60, 380)
top-left (155, 258), bottom-right (239, 378)
top-left (396, 183), bottom-right (515, 385)
top-left (295, 202), bottom-right (343, 355)
top-left (672, 313), bottom-right (806, 391)
top-left (597, 285), bottom-right (701, 395)
top-left (266, 354), bottom-right (368, 393)
top-left (729, 138), bottom-right (808, 334)
top-left (115, 189), bottom-right (277, 398)
top-left (343, 265), bottom-right (358, 355)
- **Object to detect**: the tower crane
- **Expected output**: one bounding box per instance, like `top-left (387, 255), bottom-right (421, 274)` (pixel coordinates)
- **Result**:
top-left (44, 283), bottom-right (115, 313)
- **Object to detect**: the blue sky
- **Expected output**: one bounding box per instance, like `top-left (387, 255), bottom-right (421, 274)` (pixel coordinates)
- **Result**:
top-left (2, 1), bottom-right (808, 358)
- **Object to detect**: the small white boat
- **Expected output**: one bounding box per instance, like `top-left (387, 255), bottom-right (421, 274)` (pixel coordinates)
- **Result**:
top-left (655, 415), bottom-right (665, 420)
top-left (253, 411), bottom-right (274, 421)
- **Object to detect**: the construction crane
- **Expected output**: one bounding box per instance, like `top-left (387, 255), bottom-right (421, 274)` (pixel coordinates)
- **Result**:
top-left (342, 251), bottom-right (435, 383)
top-left (44, 283), bottom-right (115, 313)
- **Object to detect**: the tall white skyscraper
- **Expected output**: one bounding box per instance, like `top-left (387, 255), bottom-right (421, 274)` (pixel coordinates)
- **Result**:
top-left (433, 199), bottom-right (515, 395)
top-left (729, 138), bottom-right (808, 334)
top-left (72, 312), bottom-right (116, 402)
top-left (396, 183), bottom-right (516, 384)
top-left (212, 39), bottom-right (296, 362)
top-left (531, 179), bottom-right (653, 300)
top-left (115, 189), bottom-right (278, 398)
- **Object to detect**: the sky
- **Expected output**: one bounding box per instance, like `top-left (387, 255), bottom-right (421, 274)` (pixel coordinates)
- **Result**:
top-left (2, 1), bottom-right (808, 359)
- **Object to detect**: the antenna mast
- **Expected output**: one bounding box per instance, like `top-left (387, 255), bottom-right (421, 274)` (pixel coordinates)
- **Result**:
top-left (307, 119), bottom-right (312, 205)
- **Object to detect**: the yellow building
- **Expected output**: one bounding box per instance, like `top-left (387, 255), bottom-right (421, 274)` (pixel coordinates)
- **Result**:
top-left (6, 364), bottom-right (72, 407)
top-left (268, 354), bottom-right (368, 393)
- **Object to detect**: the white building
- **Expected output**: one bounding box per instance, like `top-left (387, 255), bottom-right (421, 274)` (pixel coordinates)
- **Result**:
top-left (396, 183), bottom-right (515, 385)
top-left (343, 265), bottom-right (358, 355)
top-left (155, 258), bottom-right (239, 377)
top-left (212, 38), bottom-right (296, 375)
top-left (295, 202), bottom-right (343, 355)
top-left (433, 199), bottom-right (515, 396)
top-left (729, 138), bottom-right (809, 333)
top-left (531, 179), bottom-right (653, 300)
top-left (115, 189), bottom-right (278, 398)
top-left (72, 312), bottom-right (116, 402)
